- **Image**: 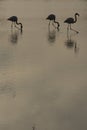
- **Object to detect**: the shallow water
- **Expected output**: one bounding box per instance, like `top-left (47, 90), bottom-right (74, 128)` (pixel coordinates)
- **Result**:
top-left (0, 0), bottom-right (87, 130)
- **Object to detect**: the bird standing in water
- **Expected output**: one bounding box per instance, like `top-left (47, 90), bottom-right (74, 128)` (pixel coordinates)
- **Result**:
top-left (46, 14), bottom-right (60, 30)
top-left (64, 13), bottom-right (80, 33)
top-left (8, 16), bottom-right (23, 31)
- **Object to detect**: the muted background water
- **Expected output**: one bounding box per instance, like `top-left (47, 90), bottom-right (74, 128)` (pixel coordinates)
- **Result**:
top-left (0, 0), bottom-right (87, 130)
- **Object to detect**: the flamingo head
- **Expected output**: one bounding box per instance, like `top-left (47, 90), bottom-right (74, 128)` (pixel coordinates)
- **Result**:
top-left (75, 13), bottom-right (80, 17)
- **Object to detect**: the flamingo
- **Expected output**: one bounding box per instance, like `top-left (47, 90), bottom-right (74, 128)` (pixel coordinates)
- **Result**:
top-left (64, 13), bottom-right (79, 33)
top-left (46, 14), bottom-right (60, 30)
top-left (7, 16), bottom-right (23, 31)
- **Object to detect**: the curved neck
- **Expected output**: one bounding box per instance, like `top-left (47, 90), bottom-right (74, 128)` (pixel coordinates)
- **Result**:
top-left (54, 20), bottom-right (60, 28)
top-left (74, 14), bottom-right (78, 23)
top-left (16, 21), bottom-right (23, 30)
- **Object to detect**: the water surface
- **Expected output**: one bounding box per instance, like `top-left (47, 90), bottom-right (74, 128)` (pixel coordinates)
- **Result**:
top-left (0, 0), bottom-right (87, 130)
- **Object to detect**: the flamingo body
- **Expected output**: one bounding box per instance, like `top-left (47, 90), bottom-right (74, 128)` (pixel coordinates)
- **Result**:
top-left (8, 16), bottom-right (23, 30)
top-left (64, 13), bottom-right (79, 33)
top-left (8, 16), bottom-right (18, 22)
top-left (46, 14), bottom-right (56, 21)
top-left (64, 17), bottom-right (75, 24)
top-left (46, 14), bottom-right (60, 30)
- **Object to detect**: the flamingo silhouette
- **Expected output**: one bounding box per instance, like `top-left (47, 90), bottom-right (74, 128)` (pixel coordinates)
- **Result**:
top-left (8, 16), bottom-right (23, 31)
top-left (64, 13), bottom-right (79, 33)
top-left (46, 14), bottom-right (60, 30)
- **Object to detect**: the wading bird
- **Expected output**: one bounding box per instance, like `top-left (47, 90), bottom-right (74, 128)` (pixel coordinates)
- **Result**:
top-left (46, 14), bottom-right (60, 30)
top-left (8, 16), bottom-right (23, 31)
top-left (64, 13), bottom-right (79, 33)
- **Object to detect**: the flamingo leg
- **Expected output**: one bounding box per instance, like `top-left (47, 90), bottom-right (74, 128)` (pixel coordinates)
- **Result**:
top-left (74, 42), bottom-right (79, 53)
top-left (11, 22), bottom-right (13, 28)
top-left (48, 21), bottom-right (50, 30)
top-left (14, 22), bottom-right (17, 28)
top-left (49, 21), bottom-right (50, 26)
top-left (67, 30), bottom-right (69, 39)
top-left (70, 24), bottom-right (79, 33)
top-left (67, 24), bottom-right (69, 35)
top-left (67, 24), bottom-right (69, 31)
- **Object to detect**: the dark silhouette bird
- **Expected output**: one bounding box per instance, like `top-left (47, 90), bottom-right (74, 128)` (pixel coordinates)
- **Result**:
top-left (46, 14), bottom-right (60, 30)
top-left (64, 13), bottom-right (79, 33)
top-left (7, 16), bottom-right (23, 31)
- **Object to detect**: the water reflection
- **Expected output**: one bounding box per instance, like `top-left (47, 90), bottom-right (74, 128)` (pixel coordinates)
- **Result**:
top-left (65, 32), bottom-right (79, 53)
top-left (9, 29), bottom-right (23, 44)
top-left (32, 124), bottom-right (36, 130)
top-left (47, 26), bottom-right (56, 45)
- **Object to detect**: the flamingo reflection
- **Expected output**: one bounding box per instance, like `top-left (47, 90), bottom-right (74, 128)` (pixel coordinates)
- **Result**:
top-left (10, 30), bottom-right (18, 44)
top-left (32, 124), bottom-right (36, 130)
top-left (65, 33), bottom-right (79, 53)
top-left (9, 29), bottom-right (22, 44)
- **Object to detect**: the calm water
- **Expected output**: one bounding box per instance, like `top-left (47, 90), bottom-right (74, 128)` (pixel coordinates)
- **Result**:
top-left (0, 0), bottom-right (87, 130)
